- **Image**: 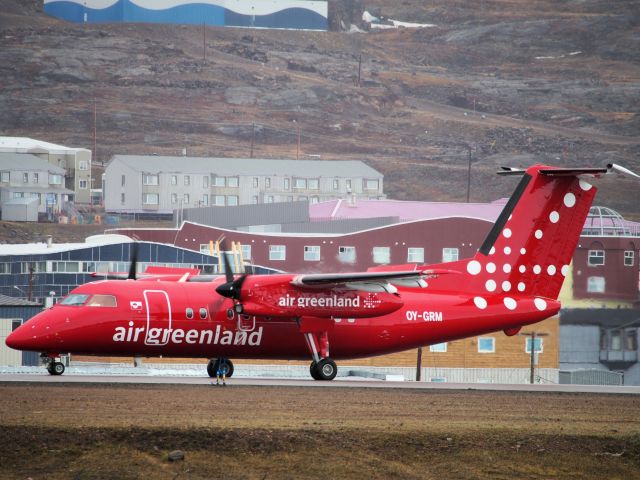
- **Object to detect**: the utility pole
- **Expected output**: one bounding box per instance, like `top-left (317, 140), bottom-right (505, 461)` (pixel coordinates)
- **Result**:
top-left (357, 54), bottom-right (362, 87)
top-left (93, 100), bottom-right (97, 164)
top-left (466, 145), bottom-right (472, 203)
top-left (296, 125), bottom-right (301, 160)
top-left (415, 347), bottom-right (422, 381)
top-left (250, 122), bottom-right (255, 158)
top-left (520, 331), bottom-right (549, 384)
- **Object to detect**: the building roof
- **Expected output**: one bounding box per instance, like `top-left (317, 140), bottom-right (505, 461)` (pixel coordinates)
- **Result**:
top-left (0, 136), bottom-right (90, 155)
top-left (3, 197), bottom-right (39, 206)
top-left (109, 155), bottom-right (383, 178)
top-left (2, 185), bottom-right (74, 195)
top-left (0, 152), bottom-right (66, 174)
top-left (310, 198), bottom-right (508, 222)
top-left (0, 293), bottom-right (41, 306)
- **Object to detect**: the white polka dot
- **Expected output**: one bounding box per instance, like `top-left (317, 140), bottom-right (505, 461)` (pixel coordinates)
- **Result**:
top-left (579, 180), bottom-right (592, 191)
top-left (519, 265), bottom-right (526, 273)
top-left (503, 264), bottom-right (512, 273)
top-left (533, 265), bottom-right (541, 274)
top-left (503, 228), bottom-right (512, 238)
top-left (520, 248), bottom-right (527, 255)
top-left (547, 265), bottom-right (556, 275)
top-left (504, 246), bottom-right (511, 255)
top-left (486, 262), bottom-right (496, 273)
top-left (489, 246), bottom-right (496, 255)
top-left (564, 192), bottom-right (576, 207)
top-left (535, 230), bottom-right (543, 239)
top-left (561, 265), bottom-right (569, 276)
top-left (467, 260), bottom-right (482, 275)
top-left (549, 211), bottom-right (559, 223)
top-left (534, 298), bottom-right (547, 311)
top-left (474, 297), bottom-right (487, 309)
top-left (485, 280), bottom-right (497, 292)
top-left (502, 281), bottom-right (511, 292)
top-left (504, 297), bottom-right (517, 310)
top-left (517, 282), bottom-right (525, 292)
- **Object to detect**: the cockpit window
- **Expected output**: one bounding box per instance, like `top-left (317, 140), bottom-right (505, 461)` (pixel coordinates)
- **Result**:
top-left (86, 295), bottom-right (118, 307)
top-left (59, 294), bottom-right (90, 306)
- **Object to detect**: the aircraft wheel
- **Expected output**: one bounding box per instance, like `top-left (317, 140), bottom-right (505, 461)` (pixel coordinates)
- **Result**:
top-left (214, 358), bottom-right (234, 378)
top-left (206, 359), bottom-right (216, 378)
top-left (48, 361), bottom-right (65, 376)
top-left (309, 361), bottom-right (321, 380)
top-left (315, 358), bottom-right (337, 381)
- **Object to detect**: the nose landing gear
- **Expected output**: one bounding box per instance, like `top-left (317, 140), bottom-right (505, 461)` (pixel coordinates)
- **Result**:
top-left (207, 358), bottom-right (234, 378)
top-left (42, 354), bottom-right (65, 375)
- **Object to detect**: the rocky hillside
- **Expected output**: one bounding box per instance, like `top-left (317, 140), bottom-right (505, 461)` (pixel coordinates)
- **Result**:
top-left (0, 0), bottom-right (638, 217)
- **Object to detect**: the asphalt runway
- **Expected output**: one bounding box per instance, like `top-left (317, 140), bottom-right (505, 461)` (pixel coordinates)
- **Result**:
top-left (1, 373), bottom-right (638, 394)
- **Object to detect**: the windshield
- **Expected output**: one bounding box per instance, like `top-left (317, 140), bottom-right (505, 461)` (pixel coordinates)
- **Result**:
top-left (86, 295), bottom-right (117, 308)
top-left (59, 294), bottom-right (90, 306)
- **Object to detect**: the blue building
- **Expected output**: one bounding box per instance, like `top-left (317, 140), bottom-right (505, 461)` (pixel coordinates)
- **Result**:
top-left (43, 0), bottom-right (328, 31)
top-left (0, 295), bottom-right (42, 366)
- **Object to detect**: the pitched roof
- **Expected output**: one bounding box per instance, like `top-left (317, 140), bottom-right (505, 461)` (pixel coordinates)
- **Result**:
top-left (0, 152), bottom-right (66, 173)
top-left (109, 155), bottom-right (382, 178)
top-left (0, 136), bottom-right (90, 154)
top-left (0, 294), bottom-right (42, 306)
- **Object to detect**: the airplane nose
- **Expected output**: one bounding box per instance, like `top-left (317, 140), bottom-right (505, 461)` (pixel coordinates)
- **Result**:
top-left (5, 323), bottom-right (42, 351)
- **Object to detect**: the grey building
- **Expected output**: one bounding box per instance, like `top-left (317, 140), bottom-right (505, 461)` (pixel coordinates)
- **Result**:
top-left (104, 155), bottom-right (384, 215)
top-left (0, 294), bottom-right (42, 367)
top-left (0, 137), bottom-right (92, 204)
top-left (0, 152), bottom-right (73, 218)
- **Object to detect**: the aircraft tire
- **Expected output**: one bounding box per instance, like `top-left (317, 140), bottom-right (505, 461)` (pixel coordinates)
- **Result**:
top-left (315, 358), bottom-right (337, 381)
top-left (309, 361), bottom-right (322, 380)
top-left (48, 362), bottom-right (65, 376)
top-left (214, 358), bottom-right (234, 378)
top-left (206, 359), bottom-right (216, 378)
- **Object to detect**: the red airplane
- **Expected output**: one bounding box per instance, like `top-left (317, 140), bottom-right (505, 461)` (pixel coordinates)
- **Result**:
top-left (6, 164), bottom-right (637, 380)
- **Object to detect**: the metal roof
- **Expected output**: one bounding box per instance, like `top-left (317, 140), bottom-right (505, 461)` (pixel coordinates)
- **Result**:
top-left (0, 293), bottom-right (41, 306)
top-left (3, 197), bottom-right (39, 205)
top-left (0, 136), bottom-right (90, 154)
top-left (110, 155), bottom-right (383, 178)
top-left (0, 152), bottom-right (66, 173)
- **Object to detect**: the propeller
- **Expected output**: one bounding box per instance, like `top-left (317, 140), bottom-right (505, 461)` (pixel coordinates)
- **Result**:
top-left (127, 242), bottom-right (139, 280)
top-left (608, 163), bottom-right (640, 180)
top-left (215, 238), bottom-right (247, 312)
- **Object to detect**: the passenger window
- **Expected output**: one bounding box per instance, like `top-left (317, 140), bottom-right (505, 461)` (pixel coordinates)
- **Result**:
top-left (186, 308), bottom-right (194, 319)
top-left (199, 308), bottom-right (208, 319)
top-left (86, 295), bottom-right (117, 307)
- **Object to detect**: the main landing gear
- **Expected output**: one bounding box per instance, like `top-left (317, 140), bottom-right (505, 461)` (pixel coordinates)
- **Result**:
top-left (310, 358), bottom-right (337, 381)
top-left (207, 358), bottom-right (234, 378)
top-left (42, 354), bottom-right (65, 376)
top-left (302, 327), bottom-right (338, 381)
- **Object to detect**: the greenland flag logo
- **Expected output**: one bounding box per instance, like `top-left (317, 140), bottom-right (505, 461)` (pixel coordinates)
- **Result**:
top-left (130, 301), bottom-right (143, 310)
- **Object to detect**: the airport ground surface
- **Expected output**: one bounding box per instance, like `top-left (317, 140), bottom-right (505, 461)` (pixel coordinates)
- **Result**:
top-left (1, 381), bottom-right (639, 479)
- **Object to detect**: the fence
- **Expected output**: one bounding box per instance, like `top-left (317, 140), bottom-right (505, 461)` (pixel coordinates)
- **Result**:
top-left (559, 369), bottom-right (624, 386)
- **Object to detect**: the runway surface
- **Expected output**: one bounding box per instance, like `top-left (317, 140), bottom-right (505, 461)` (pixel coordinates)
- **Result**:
top-left (1, 373), bottom-right (638, 394)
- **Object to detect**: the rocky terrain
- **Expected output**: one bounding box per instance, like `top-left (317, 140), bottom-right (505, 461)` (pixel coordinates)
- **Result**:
top-left (0, 0), bottom-right (638, 217)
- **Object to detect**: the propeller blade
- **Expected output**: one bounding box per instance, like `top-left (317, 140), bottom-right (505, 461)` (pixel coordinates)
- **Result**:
top-left (218, 237), bottom-right (234, 283)
top-left (127, 242), bottom-right (138, 280)
top-left (608, 163), bottom-right (640, 180)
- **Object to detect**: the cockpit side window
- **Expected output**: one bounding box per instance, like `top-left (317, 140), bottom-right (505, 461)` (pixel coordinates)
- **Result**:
top-left (86, 295), bottom-right (118, 307)
top-left (59, 294), bottom-right (90, 306)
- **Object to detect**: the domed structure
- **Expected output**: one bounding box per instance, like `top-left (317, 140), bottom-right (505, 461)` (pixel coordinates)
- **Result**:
top-left (583, 206), bottom-right (639, 237)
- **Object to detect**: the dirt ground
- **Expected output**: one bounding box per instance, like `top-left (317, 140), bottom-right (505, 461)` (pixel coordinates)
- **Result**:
top-left (1, 383), bottom-right (639, 479)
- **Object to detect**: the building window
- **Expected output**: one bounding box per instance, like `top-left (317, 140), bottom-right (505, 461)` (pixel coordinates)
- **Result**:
top-left (269, 245), bottom-right (286, 261)
top-left (201, 194), bottom-right (209, 206)
top-left (587, 276), bottom-right (605, 293)
top-left (588, 250), bottom-right (605, 266)
top-left (430, 343), bottom-right (447, 353)
top-left (33, 173), bottom-right (39, 183)
top-left (283, 178), bottom-right (290, 190)
top-left (142, 174), bottom-right (159, 185)
top-left (21, 261), bottom-right (47, 273)
top-left (120, 193), bottom-right (125, 204)
top-left (339, 246), bottom-right (356, 263)
top-left (79, 180), bottom-right (88, 189)
top-left (227, 177), bottom-right (239, 188)
top-left (364, 179), bottom-right (379, 190)
top-left (407, 248), bottom-right (424, 263)
top-left (23, 172), bottom-right (28, 183)
top-left (183, 194), bottom-right (190, 204)
top-left (184, 175), bottom-right (191, 186)
top-left (304, 246), bottom-right (320, 261)
top-left (203, 176), bottom-right (209, 188)
top-left (241, 244), bottom-right (251, 260)
top-left (293, 178), bottom-right (306, 189)
top-left (0, 263), bottom-right (11, 274)
top-left (171, 193), bottom-right (177, 204)
top-left (121, 174), bottom-right (126, 186)
top-left (310, 196), bottom-right (320, 204)
top-left (308, 178), bottom-right (319, 190)
top-left (478, 337), bottom-right (495, 353)
top-left (0, 171), bottom-right (9, 182)
top-left (213, 176), bottom-right (226, 187)
top-left (265, 178), bottom-right (271, 189)
top-left (13, 192), bottom-right (24, 198)
top-left (252, 177), bottom-right (259, 188)
top-left (143, 193), bottom-right (159, 205)
top-left (372, 246), bottom-right (390, 264)
top-left (49, 174), bottom-right (63, 185)
top-left (171, 175), bottom-right (177, 186)
top-left (227, 195), bottom-right (239, 206)
top-left (265, 195), bottom-right (274, 203)
top-left (213, 195), bottom-right (225, 206)
top-left (252, 195), bottom-right (259, 204)
top-left (624, 250), bottom-right (635, 267)
top-left (442, 248), bottom-right (459, 262)
top-left (52, 261), bottom-right (81, 273)
top-left (625, 330), bottom-right (638, 351)
top-left (333, 179), bottom-right (339, 190)
top-left (345, 179), bottom-right (352, 191)
top-left (525, 338), bottom-right (543, 353)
